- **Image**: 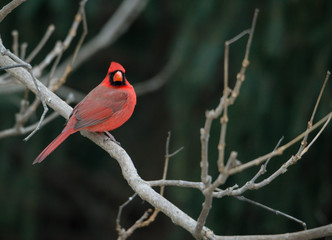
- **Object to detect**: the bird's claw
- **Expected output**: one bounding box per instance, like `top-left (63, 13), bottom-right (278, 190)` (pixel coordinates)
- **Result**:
top-left (103, 131), bottom-right (121, 146)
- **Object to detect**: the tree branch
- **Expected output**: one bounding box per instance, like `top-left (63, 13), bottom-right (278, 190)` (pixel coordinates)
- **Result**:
top-left (0, 0), bottom-right (26, 23)
top-left (1, 27), bottom-right (331, 240)
top-left (51, 0), bottom-right (149, 78)
top-left (0, 50), bottom-right (202, 239)
top-left (214, 223), bottom-right (332, 240)
top-left (1, 3), bottom-right (331, 239)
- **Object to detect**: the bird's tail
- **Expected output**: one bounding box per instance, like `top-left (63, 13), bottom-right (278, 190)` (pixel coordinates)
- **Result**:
top-left (33, 129), bottom-right (74, 164)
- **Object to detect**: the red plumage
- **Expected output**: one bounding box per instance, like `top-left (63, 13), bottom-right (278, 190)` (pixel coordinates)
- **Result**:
top-left (33, 62), bottom-right (136, 164)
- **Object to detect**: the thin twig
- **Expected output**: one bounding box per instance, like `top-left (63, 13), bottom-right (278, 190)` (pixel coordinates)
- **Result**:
top-left (222, 114), bottom-right (331, 197)
top-left (209, 138), bottom-right (282, 200)
top-left (249, 137), bottom-right (284, 184)
top-left (229, 8), bottom-right (259, 104)
top-left (33, 0), bottom-right (87, 81)
top-left (0, 39), bottom-right (49, 141)
top-left (0, 0), bottom-right (88, 141)
top-left (200, 96), bottom-right (227, 186)
top-left (116, 193), bottom-right (138, 239)
top-left (52, 0), bottom-right (88, 91)
top-left (0, 93), bottom-right (74, 139)
top-left (51, 0), bottom-right (149, 79)
top-left (2, 41), bottom-right (332, 240)
top-left (167, 146), bottom-right (184, 158)
top-left (11, 30), bottom-right (19, 56)
top-left (46, 47), bottom-right (63, 87)
top-left (216, 137), bottom-right (284, 197)
top-left (195, 10), bottom-right (259, 239)
top-left (161, 131), bottom-right (171, 195)
top-left (0, 0), bottom-right (149, 96)
top-left (0, 0), bottom-right (26, 23)
top-left (118, 210), bottom-right (151, 240)
top-left (116, 193), bottom-right (138, 226)
top-left (139, 132), bottom-right (172, 227)
top-left (0, 111), bottom-right (59, 138)
top-left (116, 131), bottom-right (184, 238)
top-left (217, 41), bottom-right (230, 173)
top-left (20, 42), bottom-right (27, 60)
top-left (217, 29), bottom-right (252, 173)
top-left (235, 196), bottom-right (307, 230)
top-left (309, 71), bottom-right (330, 125)
top-left (296, 70), bottom-right (330, 157)
top-left (228, 111), bottom-right (332, 175)
top-left (301, 113), bottom-right (331, 155)
top-left (140, 132), bottom-right (183, 227)
top-left (26, 25), bottom-right (55, 63)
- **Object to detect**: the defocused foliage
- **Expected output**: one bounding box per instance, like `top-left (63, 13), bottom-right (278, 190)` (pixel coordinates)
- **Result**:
top-left (0, 0), bottom-right (331, 239)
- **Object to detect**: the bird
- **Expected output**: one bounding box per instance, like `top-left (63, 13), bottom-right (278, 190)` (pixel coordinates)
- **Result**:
top-left (33, 61), bottom-right (136, 164)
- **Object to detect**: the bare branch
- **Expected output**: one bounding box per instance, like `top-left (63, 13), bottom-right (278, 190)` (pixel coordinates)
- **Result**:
top-left (115, 193), bottom-right (158, 240)
top-left (0, 111), bottom-right (59, 138)
top-left (228, 111), bottom-right (332, 175)
top-left (116, 193), bottom-right (139, 240)
top-left (200, 96), bottom-right (228, 187)
top-left (167, 146), bottom-right (184, 158)
top-left (195, 191), bottom-right (213, 238)
top-left (0, 0), bottom-right (88, 141)
top-left (11, 30), bottom-right (19, 55)
top-left (195, 10), bottom-right (260, 239)
top-left (235, 196), bottom-right (307, 230)
top-left (309, 71), bottom-right (330, 124)
top-left (296, 70), bottom-right (330, 157)
top-left (34, 0), bottom-right (87, 81)
top-left (20, 42), bottom-right (27, 60)
top-left (0, 0), bottom-right (149, 95)
top-left (0, 93), bottom-right (74, 139)
top-left (224, 115), bottom-right (331, 197)
top-left (0, 0), bottom-right (26, 23)
top-left (148, 180), bottom-right (204, 190)
top-left (52, 0), bottom-right (149, 78)
top-left (139, 132), bottom-right (174, 227)
top-left (161, 131), bottom-right (171, 195)
top-left (214, 224), bottom-right (332, 240)
top-left (50, 0), bottom-right (88, 91)
top-left (1, 3), bottom-right (330, 239)
top-left (119, 210), bottom-right (151, 240)
top-left (302, 113), bottom-right (331, 155)
top-left (217, 42), bottom-right (230, 173)
top-left (228, 8), bottom-right (259, 104)
top-left (1, 34), bottom-right (331, 240)
top-left (250, 137), bottom-right (284, 184)
top-left (228, 71), bottom-right (330, 176)
top-left (217, 29), bottom-right (253, 173)
top-left (116, 131), bottom-right (184, 239)
top-left (0, 39), bottom-right (49, 141)
top-left (26, 25), bottom-right (55, 63)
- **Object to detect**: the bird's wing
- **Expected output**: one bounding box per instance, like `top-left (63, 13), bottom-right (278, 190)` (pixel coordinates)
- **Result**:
top-left (72, 85), bottom-right (129, 130)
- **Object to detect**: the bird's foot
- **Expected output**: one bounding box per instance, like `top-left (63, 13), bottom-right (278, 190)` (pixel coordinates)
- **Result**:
top-left (103, 131), bottom-right (121, 145)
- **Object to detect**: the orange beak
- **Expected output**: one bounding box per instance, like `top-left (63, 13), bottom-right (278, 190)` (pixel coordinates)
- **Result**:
top-left (113, 71), bottom-right (123, 82)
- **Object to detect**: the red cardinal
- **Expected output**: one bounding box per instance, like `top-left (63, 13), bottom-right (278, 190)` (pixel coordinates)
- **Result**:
top-left (33, 62), bottom-right (136, 164)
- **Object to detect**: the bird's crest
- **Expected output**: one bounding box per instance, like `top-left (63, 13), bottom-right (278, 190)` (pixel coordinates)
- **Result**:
top-left (108, 62), bottom-right (125, 73)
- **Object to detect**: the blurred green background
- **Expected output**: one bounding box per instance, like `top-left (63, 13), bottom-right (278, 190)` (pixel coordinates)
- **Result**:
top-left (0, 0), bottom-right (331, 239)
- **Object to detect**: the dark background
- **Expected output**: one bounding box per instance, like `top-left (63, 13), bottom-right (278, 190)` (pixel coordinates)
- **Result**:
top-left (0, 0), bottom-right (331, 239)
